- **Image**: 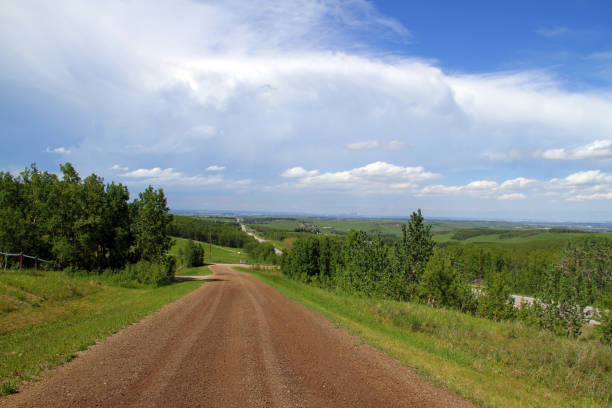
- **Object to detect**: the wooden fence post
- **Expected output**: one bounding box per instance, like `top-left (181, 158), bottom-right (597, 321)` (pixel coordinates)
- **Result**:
top-left (35, 257), bottom-right (38, 271)
top-left (19, 253), bottom-right (22, 270)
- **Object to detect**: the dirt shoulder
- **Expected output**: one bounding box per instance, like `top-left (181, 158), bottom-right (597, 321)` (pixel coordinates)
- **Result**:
top-left (1, 265), bottom-right (472, 407)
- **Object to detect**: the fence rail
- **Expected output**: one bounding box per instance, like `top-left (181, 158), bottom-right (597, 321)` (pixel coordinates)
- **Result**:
top-left (0, 251), bottom-right (54, 270)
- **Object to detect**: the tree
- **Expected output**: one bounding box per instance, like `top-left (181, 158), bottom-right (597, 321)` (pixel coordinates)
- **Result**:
top-left (184, 239), bottom-right (205, 267)
top-left (393, 209), bottom-right (435, 296)
top-left (418, 252), bottom-right (473, 310)
top-left (477, 273), bottom-right (514, 321)
top-left (131, 186), bottom-right (173, 262)
top-left (101, 182), bottom-right (132, 269)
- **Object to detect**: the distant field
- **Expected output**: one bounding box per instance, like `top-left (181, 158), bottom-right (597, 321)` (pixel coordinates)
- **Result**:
top-left (433, 230), bottom-right (606, 249)
top-left (246, 217), bottom-right (408, 237)
top-left (245, 216), bottom-right (611, 248)
top-left (0, 269), bottom-right (203, 396)
top-left (170, 237), bottom-right (246, 264)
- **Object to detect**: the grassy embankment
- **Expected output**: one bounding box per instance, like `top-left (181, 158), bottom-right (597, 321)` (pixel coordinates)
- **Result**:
top-left (170, 236), bottom-right (245, 266)
top-left (244, 268), bottom-right (611, 408)
top-left (0, 269), bottom-right (203, 396)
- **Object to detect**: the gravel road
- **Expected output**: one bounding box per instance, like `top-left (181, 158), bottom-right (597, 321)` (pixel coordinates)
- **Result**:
top-left (1, 265), bottom-right (472, 407)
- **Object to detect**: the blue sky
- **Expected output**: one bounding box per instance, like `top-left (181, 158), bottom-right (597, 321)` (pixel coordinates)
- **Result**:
top-left (1, 0), bottom-right (612, 221)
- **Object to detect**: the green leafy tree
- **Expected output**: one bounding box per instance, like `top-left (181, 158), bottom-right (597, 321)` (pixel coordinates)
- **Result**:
top-left (392, 209), bottom-right (435, 297)
top-left (418, 252), bottom-right (474, 310)
top-left (183, 239), bottom-right (205, 267)
top-left (477, 273), bottom-right (514, 321)
top-left (131, 186), bottom-right (173, 262)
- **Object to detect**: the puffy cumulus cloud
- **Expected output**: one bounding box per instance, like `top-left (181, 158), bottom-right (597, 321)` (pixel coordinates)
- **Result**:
top-left (544, 170), bottom-right (612, 201)
top-left (344, 140), bottom-right (406, 151)
top-left (282, 161), bottom-right (439, 193)
top-left (419, 170), bottom-right (612, 202)
top-left (419, 180), bottom-right (500, 198)
top-left (541, 139), bottom-right (612, 160)
top-left (111, 164), bottom-right (128, 171)
top-left (120, 167), bottom-right (222, 186)
top-left (45, 146), bottom-right (70, 154)
top-left (281, 167), bottom-right (320, 178)
top-left (499, 177), bottom-right (537, 191)
top-left (550, 170), bottom-right (612, 187)
top-left (206, 165), bottom-right (225, 171)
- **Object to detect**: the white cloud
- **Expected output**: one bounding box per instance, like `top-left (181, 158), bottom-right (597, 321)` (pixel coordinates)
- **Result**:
top-left (281, 167), bottom-right (320, 178)
top-left (206, 165), bottom-right (225, 171)
top-left (45, 146), bottom-right (70, 154)
top-left (499, 193), bottom-right (526, 200)
top-left (344, 140), bottom-right (406, 151)
top-left (419, 170), bottom-right (612, 202)
top-left (111, 164), bottom-right (128, 171)
top-left (549, 170), bottom-right (612, 187)
top-left (545, 170), bottom-right (612, 201)
top-left (541, 139), bottom-right (612, 160)
top-left (283, 161), bottom-right (439, 193)
top-left (420, 177), bottom-right (538, 200)
top-left (500, 177), bottom-right (537, 191)
top-left (419, 180), bottom-right (499, 198)
top-left (120, 167), bottom-right (222, 186)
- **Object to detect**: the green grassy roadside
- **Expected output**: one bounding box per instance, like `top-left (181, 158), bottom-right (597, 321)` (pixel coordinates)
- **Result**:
top-left (243, 268), bottom-right (611, 408)
top-left (0, 269), bottom-right (203, 396)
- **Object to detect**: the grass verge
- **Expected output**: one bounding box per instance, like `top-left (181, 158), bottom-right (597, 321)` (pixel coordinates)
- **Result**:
top-left (0, 268), bottom-right (203, 396)
top-left (245, 268), bottom-right (611, 408)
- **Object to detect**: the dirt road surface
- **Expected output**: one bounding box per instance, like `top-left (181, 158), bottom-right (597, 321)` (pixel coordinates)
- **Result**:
top-left (1, 265), bottom-right (472, 407)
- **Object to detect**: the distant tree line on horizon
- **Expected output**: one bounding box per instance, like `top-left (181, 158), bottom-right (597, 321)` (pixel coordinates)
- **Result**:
top-left (169, 215), bottom-right (278, 265)
top-left (168, 215), bottom-right (253, 248)
top-left (0, 163), bottom-right (175, 284)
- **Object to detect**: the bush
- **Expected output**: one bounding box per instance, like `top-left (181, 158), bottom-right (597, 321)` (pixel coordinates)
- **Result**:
top-left (106, 258), bottom-right (175, 287)
top-left (599, 313), bottom-right (612, 345)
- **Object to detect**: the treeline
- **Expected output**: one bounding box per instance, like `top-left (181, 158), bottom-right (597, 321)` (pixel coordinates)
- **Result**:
top-left (0, 164), bottom-right (175, 284)
top-left (169, 215), bottom-right (254, 248)
top-left (449, 227), bottom-right (586, 241)
top-left (442, 244), bottom-right (556, 296)
top-left (245, 242), bottom-right (277, 265)
top-left (169, 215), bottom-right (278, 265)
top-left (281, 210), bottom-right (612, 341)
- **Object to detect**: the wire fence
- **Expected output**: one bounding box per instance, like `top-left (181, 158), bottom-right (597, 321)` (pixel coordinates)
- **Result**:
top-left (0, 251), bottom-right (54, 271)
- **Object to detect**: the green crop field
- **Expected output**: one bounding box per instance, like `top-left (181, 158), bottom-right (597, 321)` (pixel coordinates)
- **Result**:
top-left (0, 269), bottom-right (203, 396)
